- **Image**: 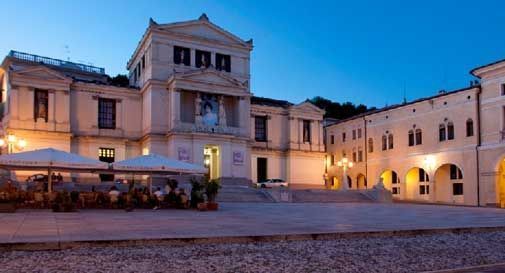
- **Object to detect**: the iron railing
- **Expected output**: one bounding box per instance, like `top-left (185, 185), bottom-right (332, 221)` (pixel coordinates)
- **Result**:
top-left (8, 50), bottom-right (105, 74)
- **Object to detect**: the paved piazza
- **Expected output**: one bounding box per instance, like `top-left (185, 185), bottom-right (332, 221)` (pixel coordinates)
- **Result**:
top-left (1, 203), bottom-right (505, 244)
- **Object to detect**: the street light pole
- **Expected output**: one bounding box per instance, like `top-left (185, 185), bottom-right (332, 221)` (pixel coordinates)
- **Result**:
top-left (337, 157), bottom-right (354, 190)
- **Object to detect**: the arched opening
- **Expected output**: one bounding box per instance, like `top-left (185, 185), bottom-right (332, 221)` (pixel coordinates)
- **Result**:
top-left (434, 164), bottom-right (463, 203)
top-left (347, 175), bottom-right (352, 189)
top-left (380, 170), bottom-right (400, 197)
top-left (356, 174), bottom-right (367, 189)
top-left (405, 167), bottom-right (430, 201)
top-left (497, 158), bottom-right (505, 208)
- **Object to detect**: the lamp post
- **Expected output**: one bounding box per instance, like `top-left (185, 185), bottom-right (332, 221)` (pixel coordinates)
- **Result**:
top-left (0, 133), bottom-right (27, 154)
top-left (337, 157), bottom-right (353, 190)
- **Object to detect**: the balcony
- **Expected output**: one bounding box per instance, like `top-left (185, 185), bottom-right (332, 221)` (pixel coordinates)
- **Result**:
top-left (8, 50), bottom-right (105, 75)
top-left (172, 122), bottom-right (247, 137)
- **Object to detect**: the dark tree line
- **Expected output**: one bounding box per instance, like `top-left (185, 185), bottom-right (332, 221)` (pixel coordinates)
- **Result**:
top-left (309, 96), bottom-right (375, 120)
top-left (107, 74), bottom-right (130, 87)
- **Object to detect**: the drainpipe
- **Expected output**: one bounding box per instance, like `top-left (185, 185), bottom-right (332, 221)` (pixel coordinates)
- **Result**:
top-left (476, 86), bottom-right (482, 206)
top-left (364, 116), bottom-right (368, 188)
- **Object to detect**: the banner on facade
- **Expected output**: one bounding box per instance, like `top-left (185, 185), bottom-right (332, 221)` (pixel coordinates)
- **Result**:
top-left (177, 147), bottom-right (190, 162)
top-left (233, 151), bottom-right (244, 165)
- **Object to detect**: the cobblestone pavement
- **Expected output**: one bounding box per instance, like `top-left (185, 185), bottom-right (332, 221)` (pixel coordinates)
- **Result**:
top-left (1, 230), bottom-right (505, 273)
top-left (1, 203), bottom-right (505, 243)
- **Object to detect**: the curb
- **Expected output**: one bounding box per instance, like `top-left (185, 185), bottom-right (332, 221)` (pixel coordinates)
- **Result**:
top-left (2, 226), bottom-right (505, 251)
top-left (421, 262), bottom-right (505, 273)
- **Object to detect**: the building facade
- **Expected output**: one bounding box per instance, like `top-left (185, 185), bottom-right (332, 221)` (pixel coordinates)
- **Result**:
top-left (0, 14), bottom-right (325, 186)
top-left (326, 58), bottom-right (505, 207)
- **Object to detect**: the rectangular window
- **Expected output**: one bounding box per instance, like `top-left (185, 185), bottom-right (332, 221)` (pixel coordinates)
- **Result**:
top-left (453, 183), bottom-right (463, 195)
top-left (141, 54), bottom-right (146, 69)
top-left (447, 123), bottom-right (455, 140)
top-left (358, 150), bottom-right (363, 162)
top-left (216, 53), bottom-right (231, 72)
top-left (254, 116), bottom-right (267, 142)
top-left (174, 46), bottom-right (190, 66)
top-left (501, 83), bottom-right (505, 96)
top-left (392, 172), bottom-right (398, 184)
top-left (415, 130), bottom-right (422, 145)
top-left (136, 63), bottom-right (141, 78)
top-left (357, 128), bottom-right (362, 139)
top-left (34, 89), bottom-right (48, 122)
top-left (419, 185), bottom-right (426, 195)
top-left (392, 187), bottom-right (399, 195)
top-left (419, 168), bottom-right (426, 182)
top-left (352, 130), bottom-right (356, 140)
top-left (408, 132), bottom-right (415, 147)
top-left (439, 125), bottom-right (446, 142)
top-left (303, 120), bottom-right (311, 143)
top-left (330, 135), bottom-right (334, 144)
top-left (98, 98), bottom-right (116, 129)
top-left (450, 165), bottom-right (463, 180)
top-left (98, 148), bottom-right (115, 163)
top-left (342, 132), bottom-right (346, 142)
top-left (330, 154), bottom-right (334, 166)
top-left (352, 152), bottom-right (357, 162)
top-left (195, 50), bottom-right (211, 68)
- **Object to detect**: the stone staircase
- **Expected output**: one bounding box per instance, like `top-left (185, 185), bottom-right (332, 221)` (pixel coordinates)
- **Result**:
top-left (216, 186), bottom-right (275, 202)
top-left (288, 189), bottom-right (374, 203)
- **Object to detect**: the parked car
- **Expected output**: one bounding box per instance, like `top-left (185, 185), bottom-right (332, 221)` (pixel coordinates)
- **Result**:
top-left (26, 174), bottom-right (48, 183)
top-left (254, 179), bottom-right (288, 188)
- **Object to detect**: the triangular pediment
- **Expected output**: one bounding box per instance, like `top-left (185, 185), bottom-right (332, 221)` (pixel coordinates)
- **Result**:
top-left (13, 66), bottom-right (71, 82)
top-left (290, 101), bottom-right (325, 114)
top-left (156, 16), bottom-right (250, 47)
top-left (174, 68), bottom-right (245, 88)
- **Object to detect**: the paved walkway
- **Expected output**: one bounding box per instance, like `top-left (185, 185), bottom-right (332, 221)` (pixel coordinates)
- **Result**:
top-left (1, 203), bottom-right (505, 244)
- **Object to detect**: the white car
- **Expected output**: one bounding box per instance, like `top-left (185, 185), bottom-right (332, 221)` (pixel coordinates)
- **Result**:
top-left (255, 179), bottom-right (288, 188)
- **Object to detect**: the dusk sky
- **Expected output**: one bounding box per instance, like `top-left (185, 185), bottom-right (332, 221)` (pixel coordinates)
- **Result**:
top-left (1, 0), bottom-right (504, 108)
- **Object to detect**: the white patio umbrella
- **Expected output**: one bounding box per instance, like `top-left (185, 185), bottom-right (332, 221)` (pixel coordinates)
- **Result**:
top-left (0, 148), bottom-right (109, 192)
top-left (111, 153), bottom-right (207, 194)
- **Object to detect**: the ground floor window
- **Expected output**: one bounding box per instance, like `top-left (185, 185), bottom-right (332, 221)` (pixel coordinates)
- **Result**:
top-left (257, 157), bottom-right (267, 182)
top-left (392, 187), bottom-right (400, 195)
top-left (419, 185), bottom-right (430, 195)
top-left (453, 183), bottom-right (463, 195)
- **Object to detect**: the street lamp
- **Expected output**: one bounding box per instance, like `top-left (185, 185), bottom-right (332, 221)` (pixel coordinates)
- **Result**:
top-left (337, 157), bottom-right (353, 190)
top-left (0, 133), bottom-right (27, 154)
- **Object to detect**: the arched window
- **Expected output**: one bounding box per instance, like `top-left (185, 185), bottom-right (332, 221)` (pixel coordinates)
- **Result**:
top-left (388, 134), bottom-right (394, 149)
top-left (415, 129), bottom-right (422, 145)
top-left (439, 124), bottom-right (446, 142)
top-left (382, 135), bottom-right (387, 151)
top-left (466, 119), bottom-right (474, 137)
top-left (447, 122), bottom-right (455, 140)
top-left (368, 138), bottom-right (373, 153)
top-left (408, 130), bottom-right (415, 146)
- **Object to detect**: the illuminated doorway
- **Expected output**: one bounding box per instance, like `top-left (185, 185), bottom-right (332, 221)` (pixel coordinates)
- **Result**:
top-left (498, 158), bottom-right (505, 208)
top-left (380, 170), bottom-right (400, 198)
top-left (204, 145), bottom-right (220, 180)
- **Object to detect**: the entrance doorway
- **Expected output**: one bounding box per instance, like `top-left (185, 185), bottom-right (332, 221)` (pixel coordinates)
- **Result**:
top-left (257, 157), bottom-right (267, 182)
top-left (204, 145), bottom-right (220, 180)
top-left (498, 158), bottom-right (505, 208)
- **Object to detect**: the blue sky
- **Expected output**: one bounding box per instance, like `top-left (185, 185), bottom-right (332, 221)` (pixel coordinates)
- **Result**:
top-left (1, 0), bottom-right (504, 107)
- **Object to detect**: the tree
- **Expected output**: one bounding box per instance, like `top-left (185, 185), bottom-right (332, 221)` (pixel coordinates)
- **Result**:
top-left (108, 74), bottom-right (130, 87)
top-left (309, 96), bottom-right (374, 120)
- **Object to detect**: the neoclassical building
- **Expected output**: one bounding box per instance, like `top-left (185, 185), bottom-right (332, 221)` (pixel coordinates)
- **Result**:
top-left (326, 58), bottom-right (505, 207)
top-left (0, 14), bottom-right (326, 186)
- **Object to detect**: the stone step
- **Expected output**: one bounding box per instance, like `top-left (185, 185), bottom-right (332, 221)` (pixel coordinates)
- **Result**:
top-left (290, 189), bottom-right (374, 203)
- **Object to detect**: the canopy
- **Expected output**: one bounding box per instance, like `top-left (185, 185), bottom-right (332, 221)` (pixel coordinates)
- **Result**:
top-left (0, 148), bottom-right (109, 193)
top-left (0, 148), bottom-right (109, 171)
top-left (111, 153), bottom-right (207, 174)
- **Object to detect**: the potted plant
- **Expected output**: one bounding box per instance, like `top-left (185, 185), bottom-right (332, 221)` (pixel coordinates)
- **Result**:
top-left (205, 179), bottom-right (221, 211)
top-left (190, 177), bottom-right (206, 210)
top-left (0, 191), bottom-right (16, 213)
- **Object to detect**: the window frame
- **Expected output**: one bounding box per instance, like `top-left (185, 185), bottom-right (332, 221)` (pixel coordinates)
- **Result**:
top-left (368, 138), bottom-right (374, 153)
top-left (174, 46), bottom-right (190, 66)
top-left (439, 124), bottom-right (446, 142)
top-left (254, 116), bottom-right (267, 142)
top-left (195, 49), bottom-right (211, 68)
top-left (98, 98), bottom-right (116, 129)
top-left (34, 89), bottom-right (49, 122)
top-left (447, 122), bottom-right (455, 140)
top-left (408, 130), bottom-right (415, 147)
top-left (215, 53), bottom-right (231, 72)
top-left (466, 119), bottom-right (474, 137)
top-left (415, 129), bottom-right (422, 145)
top-left (302, 120), bottom-right (311, 143)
